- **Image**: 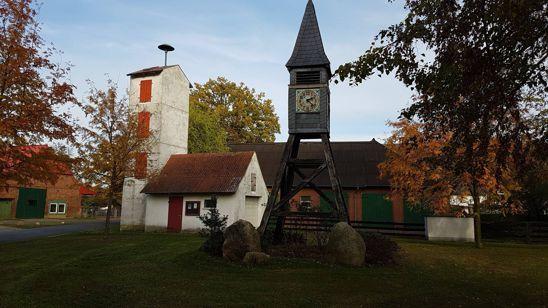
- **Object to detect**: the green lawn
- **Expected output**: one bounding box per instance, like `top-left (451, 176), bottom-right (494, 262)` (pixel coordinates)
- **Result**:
top-left (0, 233), bottom-right (546, 307)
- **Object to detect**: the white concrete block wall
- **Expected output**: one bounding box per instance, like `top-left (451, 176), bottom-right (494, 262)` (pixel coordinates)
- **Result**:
top-left (425, 217), bottom-right (475, 242)
top-left (120, 178), bottom-right (147, 230)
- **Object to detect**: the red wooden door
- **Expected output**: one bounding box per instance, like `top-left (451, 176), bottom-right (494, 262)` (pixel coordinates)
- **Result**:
top-left (167, 196), bottom-right (183, 232)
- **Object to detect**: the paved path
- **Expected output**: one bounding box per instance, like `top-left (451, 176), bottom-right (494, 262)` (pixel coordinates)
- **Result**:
top-left (0, 220), bottom-right (120, 243)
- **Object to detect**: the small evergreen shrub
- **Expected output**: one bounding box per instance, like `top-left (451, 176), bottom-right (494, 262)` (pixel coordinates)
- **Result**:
top-left (359, 231), bottom-right (401, 266)
top-left (199, 208), bottom-right (228, 257)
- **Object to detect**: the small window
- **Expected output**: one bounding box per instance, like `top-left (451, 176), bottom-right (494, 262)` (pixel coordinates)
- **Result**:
top-left (139, 80), bottom-right (152, 102)
top-left (299, 196), bottom-right (312, 211)
top-left (185, 201), bottom-right (200, 216)
top-left (204, 198), bottom-right (217, 209)
top-left (49, 202), bottom-right (66, 214)
top-left (251, 173), bottom-right (257, 192)
top-left (296, 71), bottom-right (321, 84)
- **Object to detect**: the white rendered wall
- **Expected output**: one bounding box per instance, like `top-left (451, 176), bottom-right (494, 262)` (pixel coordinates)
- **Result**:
top-left (425, 217), bottom-right (475, 242)
top-left (144, 195), bottom-right (170, 232)
top-left (120, 178), bottom-right (147, 230)
top-left (143, 153), bottom-right (269, 232)
top-left (233, 153), bottom-right (269, 227)
top-left (127, 65), bottom-right (190, 173)
top-left (159, 66), bottom-right (190, 161)
top-left (122, 65), bottom-right (190, 229)
top-left (181, 194), bottom-right (240, 231)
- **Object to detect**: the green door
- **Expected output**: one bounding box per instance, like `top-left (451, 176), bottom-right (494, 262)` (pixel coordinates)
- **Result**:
top-left (362, 193), bottom-right (393, 222)
top-left (16, 188), bottom-right (46, 219)
top-left (0, 200), bottom-right (12, 219)
top-left (319, 191), bottom-right (349, 213)
top-left (403, 202), bottom-right (430, 224)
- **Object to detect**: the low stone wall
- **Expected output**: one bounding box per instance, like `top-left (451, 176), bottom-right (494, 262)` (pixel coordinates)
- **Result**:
top-left (425, 217), bottom-right (474, 242)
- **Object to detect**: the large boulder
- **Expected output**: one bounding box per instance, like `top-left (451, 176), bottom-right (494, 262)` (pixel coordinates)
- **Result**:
top-left (243, 252), bottom-right (270, 266)
top-left (326, 222), bottom-right (366, 267)
top-left (222, 220), bottom-right (261, 262)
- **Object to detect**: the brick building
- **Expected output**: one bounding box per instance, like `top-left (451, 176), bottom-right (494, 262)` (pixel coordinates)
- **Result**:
top-left (230, 141), bottom-right (428, 224)
top-left (0, 146), bottom-right (83, 220)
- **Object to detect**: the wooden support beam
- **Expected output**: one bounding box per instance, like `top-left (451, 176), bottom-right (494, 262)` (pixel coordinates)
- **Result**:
top-left (273, 163), bottom-right (326, 212)
top-left (321, 134), bottom-right (349, 222)
top-left (293, 168), bottom-right (337, 212)
top-left (259, 134), bottom-right (350, 236)
top-left (258, 135), bottom-right (297, 234)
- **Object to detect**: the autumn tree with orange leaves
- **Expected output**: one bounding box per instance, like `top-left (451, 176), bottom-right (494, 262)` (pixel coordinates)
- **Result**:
top-left (0, 0), bottom-right (77, 187)
top-left (77, 80), bottom-right (151, 234)
top-left (380, 120), bottom-right (523, 247)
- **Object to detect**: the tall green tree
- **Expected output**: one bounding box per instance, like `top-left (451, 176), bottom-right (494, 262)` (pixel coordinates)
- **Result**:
top-left (190, 77), bottom-right (280, 144)
top-left (336, 0), bottom-right (547, 247)
top-left (188, 100), bottom-right (228, 153)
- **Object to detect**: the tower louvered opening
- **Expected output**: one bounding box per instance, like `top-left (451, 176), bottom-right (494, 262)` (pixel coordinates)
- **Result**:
top-left (296, 71), bottom-right (321, 84)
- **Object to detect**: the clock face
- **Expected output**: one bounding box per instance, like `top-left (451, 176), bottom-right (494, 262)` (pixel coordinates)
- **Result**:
top-left (296, 89), bottom-right (321, 113)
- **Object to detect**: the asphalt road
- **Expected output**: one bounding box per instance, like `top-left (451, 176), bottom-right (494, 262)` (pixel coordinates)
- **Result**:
top-left (0, 220), bottom-right (120, 243)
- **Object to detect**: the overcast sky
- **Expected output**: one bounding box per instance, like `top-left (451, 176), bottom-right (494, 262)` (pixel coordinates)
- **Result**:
top-left (39, 0), bottom-right (412, 142)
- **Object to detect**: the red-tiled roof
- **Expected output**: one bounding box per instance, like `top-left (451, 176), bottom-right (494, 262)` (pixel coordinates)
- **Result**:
top-left (141, 152), bottom-right (255, 194)
top-left (79, 185), bottom-right (96, 196)
top-left (2, 145), bottom-right (73, 176)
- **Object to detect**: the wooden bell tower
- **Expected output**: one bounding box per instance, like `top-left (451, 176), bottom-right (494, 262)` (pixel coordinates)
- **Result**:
top-left (258, 0), bottom-right (349, 236)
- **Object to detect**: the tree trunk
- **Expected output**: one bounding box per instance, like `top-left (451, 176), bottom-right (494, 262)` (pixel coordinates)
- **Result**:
top-left (471, 182), bottom-right (483, 248)
top-left (473, 201), bottom-right (482, 248)
top-left (105, 193), bottom-right (113, 235)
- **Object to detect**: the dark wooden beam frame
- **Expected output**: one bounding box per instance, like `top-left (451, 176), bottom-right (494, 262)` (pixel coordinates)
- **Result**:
top-left (258, 133), bottom-right (349, 236)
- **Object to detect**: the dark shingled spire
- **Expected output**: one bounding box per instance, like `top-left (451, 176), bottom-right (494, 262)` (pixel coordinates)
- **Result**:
top-left (286, 0), bottom-right (331, 74)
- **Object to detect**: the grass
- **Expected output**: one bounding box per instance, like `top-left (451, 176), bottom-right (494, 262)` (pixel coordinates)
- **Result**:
top-left (0, 219), bottom-right (71, 229)
top-left (0, 217), bottom-right (105, 229)
top-left (0, 233), bottom-right (546, 307)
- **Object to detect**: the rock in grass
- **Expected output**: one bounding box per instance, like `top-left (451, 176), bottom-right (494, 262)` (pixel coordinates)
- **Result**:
top-left (326, 222), bottom-right (366, 267)
top-left (222, 220), bottom-right (261, 262)
top-left (243, 252), bottom-right (270, 265)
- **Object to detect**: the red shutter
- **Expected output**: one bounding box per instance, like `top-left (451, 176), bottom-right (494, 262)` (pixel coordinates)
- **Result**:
top-left (139, 80), bottom-right (152, 102)
top-left (135, 152), bottom-right (148, 179)
top-left (137, 112), bottom-right (150, 138)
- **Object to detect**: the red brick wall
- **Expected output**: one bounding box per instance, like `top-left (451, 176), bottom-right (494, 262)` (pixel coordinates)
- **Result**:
top-left (266, 187), bottom-right (404, 224)
top-left (0, 174), bottom-right (82, 219)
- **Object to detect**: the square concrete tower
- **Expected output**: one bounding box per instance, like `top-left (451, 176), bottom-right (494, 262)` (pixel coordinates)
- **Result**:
top-left (121, 65), bottom-right (191, 231)
top-left (128, 65), bottom-right (190, 171)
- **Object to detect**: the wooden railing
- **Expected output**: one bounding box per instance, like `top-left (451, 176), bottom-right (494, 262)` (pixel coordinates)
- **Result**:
top-left (267, 213), bottom-right (426, 237)
top-left (267, 213), bottom-right (548, 243)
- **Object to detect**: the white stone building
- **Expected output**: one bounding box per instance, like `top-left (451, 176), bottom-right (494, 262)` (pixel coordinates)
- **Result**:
top-left (120, 64), bottom-right (268, 231)
top-left (141, 152), bottom-right (268, 231)
top-left (121, 65), bottom-right (190, 231)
